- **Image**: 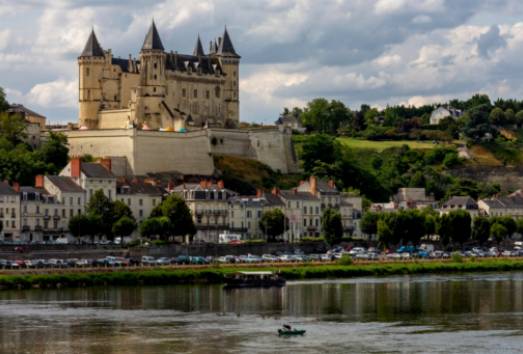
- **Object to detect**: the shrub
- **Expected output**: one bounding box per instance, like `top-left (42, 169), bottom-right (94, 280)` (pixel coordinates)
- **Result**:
top-left (338, 254), bottom-right (353, 266)
top-left (451, 251), bottom-right (464, 263)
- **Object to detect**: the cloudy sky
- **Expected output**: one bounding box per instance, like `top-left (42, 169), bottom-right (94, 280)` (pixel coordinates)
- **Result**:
top-left (1, 0), bottom-right (523, 124)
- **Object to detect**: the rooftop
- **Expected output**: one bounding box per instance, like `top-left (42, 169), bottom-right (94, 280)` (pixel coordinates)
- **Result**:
top-left (0, 182), bottom-right (17, 196)
top-left (81, 163), bottom-right (114, 179)
top-left (46, 176), bottom-right (85, 193)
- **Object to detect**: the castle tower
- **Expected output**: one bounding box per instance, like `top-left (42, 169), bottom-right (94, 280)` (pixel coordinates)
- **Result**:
top-left (78, 30), bottom-right (105, 129)
top-left (135, 20), bottom-right (167, 129)
top-left (215, 27), bottom-right (240, 127)
top-left (193, 35), bottom-right (205, 57)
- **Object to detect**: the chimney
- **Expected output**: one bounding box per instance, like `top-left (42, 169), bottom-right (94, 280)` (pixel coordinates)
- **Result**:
top-left (35, 175), bottom-right (44, 189)
top-left (100, 157), bottom-right (112, 172)
top-left (293, 188), bottom-right (298, 195)
top-left (167, 180), bottom-right (174, 190)
top-left (256, 189), bottom-right (263, 197)
top-left (12, 182), bottom-right (20, 193)
top-left (199, 179), bottom-right (206, 189)
top-left (217, 180), bottom-right (224, 189)
top-left (328, 179), bottom-right (335, 189)
top-left (310, 175), bottom-right (317, 195)
top-left (207, 180), bottom-right (213, 188)
top-left (271, 187), bottom-right (280, 196)
top-left (71, 157), bottom-right (81, 178)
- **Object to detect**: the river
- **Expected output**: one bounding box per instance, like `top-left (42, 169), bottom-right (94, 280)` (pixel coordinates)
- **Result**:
top-left (1, 272), bottom-right (523, 353)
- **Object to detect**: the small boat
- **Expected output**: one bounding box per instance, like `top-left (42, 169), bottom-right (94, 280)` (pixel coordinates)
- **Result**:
top-left (278, 324), bottom-right (306, 336)
top-left (223, 271), bottom-right (286, 289)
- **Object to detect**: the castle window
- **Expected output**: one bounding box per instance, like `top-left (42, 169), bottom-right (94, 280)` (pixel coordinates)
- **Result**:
top-left (154, 74), bottom-right (157, 80)
top-left (193, 89), bottom-right (197, 98)
top-left (86, 67), bottom-right (90, 76)
top-left (153, 87), bottom-right (156, 93)
top-left (233, 71), bottom-right (236, 77)
top-left (215, 86), bottom-right (220, 98)
top-left (87, 89), bottom-right (91, 100)
top-left (154, 63), bottom-right (157, 69)
top-left (206, 90), bottom-right (210, 99)
top-left (182, 88), bottom-right (186, 97)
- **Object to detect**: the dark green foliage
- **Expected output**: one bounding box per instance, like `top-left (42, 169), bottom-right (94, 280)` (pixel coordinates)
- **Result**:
top-left (149, 194), bottom-right (196, 239)
top-left (321, 208), bottom-right (343, 245)
top-left (300, 99), bottom-right (353, 134)
top-left (490, 222), bottom-right (508, 243)
top-left (361, 212), bottom-right (379, 236)
top-left (377, 209), bottom-right (427, 246)
top-left (0, 88), bottom-right (8, 112)
top-left (472, 217), bottom-right (491, 245)
top-left (437, 210), bottom-right (471, 246)
top-left (139, 217), bottom-right (169, 239)
top-left (34, 133), bottom-right (69, 174)
top-left (112, 216), bottom-right (137, 238)
top-left (301, 134), bottom-right (340, 172)
top-left (259, 208), bottom-right (287, 242)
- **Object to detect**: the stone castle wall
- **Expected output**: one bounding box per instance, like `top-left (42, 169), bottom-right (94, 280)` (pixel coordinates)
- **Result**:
top-left (64, 128), bottom-right (298, 176)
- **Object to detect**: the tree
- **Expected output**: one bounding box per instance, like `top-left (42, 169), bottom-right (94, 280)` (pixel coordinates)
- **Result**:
top-left (493, 216), bottom-right (516, 238)
top-left (140, 216), bottom-right (169, 239)
top-left (35, 133), bottom-right (69, 173)
top-left (376, 210), bottom-right (426, 246)
top-left (437, 210), bottom-right (471, 246)
top-left (321, 208), bottom-right (343, 245)
top-left (0, 112), bottom-right (26, 146)
top-left (300, 134), bottom-right (339, 173)
top-left (472, 216), bottom-right (491, 245)
top-left (86, 190), bottom-right (115, 238)
top-left (153, 194), bottom-right (196, 240)
top-left (515, 110), bottom-right (523, 128)
top-left (68, 213), bottom-right (100, 242)
top-left (361, 212), bottom-right (379, 237)
top-left (490, 222), bottom-right (508, 244)
top-left (112, 215), bottom-right (137, 240)
top-left (0, 87), bottom-right (9, 112)
top-left (113, 200), bottom-right (134, 221)
top-left (489, 107), bottom-right (506, 126)
top-left (259, 208), bottom-right (287, 242)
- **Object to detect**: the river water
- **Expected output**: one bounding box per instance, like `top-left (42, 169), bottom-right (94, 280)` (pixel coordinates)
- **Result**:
top-left (1, 272), bottom-right (523, 354)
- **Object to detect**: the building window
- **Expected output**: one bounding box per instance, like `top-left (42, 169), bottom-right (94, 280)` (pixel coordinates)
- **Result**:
top-left (78, 197), bottom-right (81, 205)
top-left (62, 209), bottom-right (66, 217)
top-left (139, 199), bottom-right (143, 206)
top-left (128, 198), bottom-right (131, 206)
top-left (206, 90), bottom-right (210, 99)
top-left (139, 210), bottom-right (143, 217)
top-left (152, 199), bottom-right (156, 206)
top-left (153, 63), bottom-right (157, 69)
top-left (182, 88), bottom-right (186, 97)
top-left (215, 86), bottom-right (220, 98)
top-left (246, 210), bottom-right (251, 218)
top-left (193, 89), bottom-right (198, 98)
top-left (303, 218), bottom-right (307, 227)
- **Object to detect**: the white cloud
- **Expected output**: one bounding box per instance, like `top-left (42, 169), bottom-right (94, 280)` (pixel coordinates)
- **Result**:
top-left (27, 79), bottom-right (77, 108)
top-left (0, 29), bottom-right (10, 50)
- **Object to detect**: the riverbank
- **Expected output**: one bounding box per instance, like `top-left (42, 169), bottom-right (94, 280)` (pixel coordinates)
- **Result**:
top-left (2, 259), bottom-right (523, 290)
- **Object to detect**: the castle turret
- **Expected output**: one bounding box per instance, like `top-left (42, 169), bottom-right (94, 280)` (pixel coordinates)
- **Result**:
top-left (215, 27), bottom-right (240, 127)
top-left (193, 35), bottom-right (205, 57)
top-left (78, 30), bottom-right (105, 129)
top-left (136, 20), bottom-right (167, 129)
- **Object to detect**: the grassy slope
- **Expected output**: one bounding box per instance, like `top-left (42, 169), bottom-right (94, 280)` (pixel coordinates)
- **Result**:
top-left (337, 137), bottom-right (441, 152)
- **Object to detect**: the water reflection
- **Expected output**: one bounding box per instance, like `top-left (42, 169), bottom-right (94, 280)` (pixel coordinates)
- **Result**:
top-left (0, 273), bottom-right (522, 353)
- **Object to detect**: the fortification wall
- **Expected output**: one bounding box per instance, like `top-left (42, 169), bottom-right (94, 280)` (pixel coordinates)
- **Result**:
top-left (208, 128), bottom-right (298, 173)
top-left (133, 130), bottom-right (214, 176)
top-left (65, 127), bottom-right (298, 177)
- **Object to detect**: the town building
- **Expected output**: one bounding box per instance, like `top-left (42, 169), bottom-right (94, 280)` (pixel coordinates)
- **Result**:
top-left (440, 195), bottom-right (479, 216)
top-left (116, 178), bottom-right (163, 223)
top-left (60, 158), bottom-right (116, 202)
top-left (19, 186), bottom-right (65, 242)
top-left (478, 192), bottom-right (523, 218)
top-left (78, 22), bottom-right (240, 131)
top-left (0, 182), bottom-right (20, 241)
top-left (6, 104), bottom-right (46, 148)
top-left (429, 106), bottom-right (463, 125)
top-left (228, 192), bottom-right (285, 239)
top-left (393, 187), bottom-right (436, 209)
top-left (172, 180), bottom-right (238, 243)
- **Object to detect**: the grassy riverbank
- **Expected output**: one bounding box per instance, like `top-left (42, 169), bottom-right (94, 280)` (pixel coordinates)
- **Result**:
top-left (2, 259), bottom-right (523, 290)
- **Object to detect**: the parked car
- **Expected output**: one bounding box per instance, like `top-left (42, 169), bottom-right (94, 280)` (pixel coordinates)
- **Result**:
top-left (141, 256), bottom-right (156, 265)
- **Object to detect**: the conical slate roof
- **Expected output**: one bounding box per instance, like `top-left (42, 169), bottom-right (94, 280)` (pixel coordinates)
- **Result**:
top-left (80, 30), bottom-right (104, 57)
top-left (217, 27), bottom-right (240, 57)
top-left (193, 35), bottom-right (205, 56)
top-left (142, 20), bottom-right (164, 51)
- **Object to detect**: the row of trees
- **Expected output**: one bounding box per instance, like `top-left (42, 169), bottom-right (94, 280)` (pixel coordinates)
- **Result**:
top-left (68, 190), bottom-right (137, 241)
top-left (361, 209), bottom-right (523, 247)
top-left (283, 94), bottom-right (523, 143)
